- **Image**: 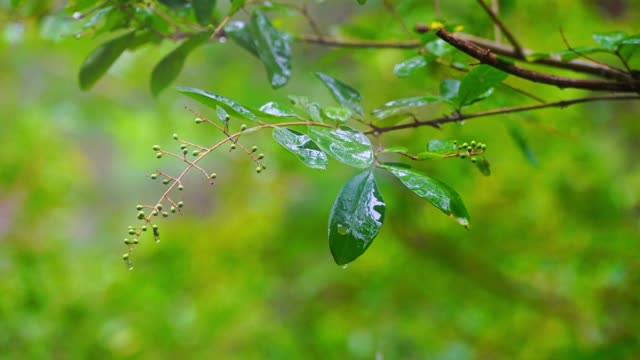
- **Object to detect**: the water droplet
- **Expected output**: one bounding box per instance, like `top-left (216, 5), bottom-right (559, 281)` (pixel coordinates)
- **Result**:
top-left (341, 264), bottom-right (349, 269)
top-left (72, 11), bottom-right (83, 20)
top-left (155, 238), bottom-right (160, 243)
top-left (337, 224), bottom-right (349, 235)
top-left (218, 36), bottom-right (227, 43)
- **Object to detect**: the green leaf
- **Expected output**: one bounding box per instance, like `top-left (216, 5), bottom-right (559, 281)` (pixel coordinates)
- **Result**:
top-left (229, 0), bottom-right (246, 15)
top-left (150, 33), bottom-right (208, 96)
top-left (288, 95), bottom-right (322, 122)
top-left (315, 72), bottom-right (364, 118)
top-left (216, 106), bottom-right (229, 125)
top-left (372, 96), bottom-right (441, 120)
top-left (356, 0), bottom-right (368, 4)
top-left (382, 164), bottom-right (470, 228)
top-left (394, 55), bottom-right (434, 78)
top-left (427, 139), bottom-right (457, 154)
top-left (593, 31), bottom-right (627, 51)
top-left (272, 127), bottom-right (328, 170)
top-left (322, 106), bottom-right (352, 123)
top-left (553, 46), bottom-right (604, 62)
top-left (193, 0), bottom-right (216, 26)
top-left (258, 101), bottom-right (298, 118)
top-left (78, 31), bottom-right (135, 90)
top-left (475, 157), bottom-right (491, 176)
top-left (456, 64), bottom-right (508, 107)
top-left (309, 126), bottom-right (374, 169)
top-left (507, 123), bottom-right (537, 166)
top-left (439, 79), bottom-right (460, 101)
top-left (250, 10), bottom-right (291, 88)
top-left (425, 38), bottom-right (453, 56)
top-left (329, 171), bottom-right (385, 265)
top-left (177, 87), bottom-right (259, 122)
top-left (225, 21), bottom-right (258, 57)
top-left (416, 152), bottom-right (445, 160)
top-left (378, 146), bottom-right (409, 154)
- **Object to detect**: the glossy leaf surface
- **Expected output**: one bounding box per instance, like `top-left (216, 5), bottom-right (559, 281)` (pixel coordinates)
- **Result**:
top-left (272, 127), bottom-right (328, 170)
top-left (394, 55), bottom-right (433, 78)
top-left (329, 171), bottom-right (385, 265)
top-left (177, 87), bottom-right (258, 122)
top-left (288, 95), bottom-right (322, 122)
top-left (150, 33), bottom-right (208, 96)
top-left (382, 164), bottom-right (470, 228)
top-left (323, 106), bottom-right (352, 123)
top-left (78, 31), bottom-right (134, 90)
top-left (225, 21), bottom-right (258, 57)
top-left (250, 10), bottom-right (291, 88)
top-left (259, 101), bottom-right (298, 118)
top-left (309, 126), bottom-right (373, 169)
top-left (592, 31), bottom-right (627, 51)
top-left (372, 96), bottom-right (441, 120)
top-left (192, 0), bottom-right (216, 26)
top-left (456, 64), bottom-right (507, 107)
top-left (315, 72), bottom-right (364, 117)
top-left (427, 139), bottom-right (458, 154)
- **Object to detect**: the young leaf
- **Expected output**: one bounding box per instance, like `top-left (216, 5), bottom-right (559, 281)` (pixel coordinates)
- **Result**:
top-left (382, 164), bottom-right (470, 228)
top-left (176, 87), bottom-right (259, 122)
top-left (427, 139), bottom-right (457, 154)
top-left (288, 95), bottom-right (322, 122)
top-left (456, 64), bottom-right (508, 108)
top-left (372, 96), bottom-right (441, 120)
top-left (329, 171), bottom-right (385, 265)
top-left (507, 123), bottom-right (538, 166)
top-left (315, 72), bottom-right (364, 118)
top-left (394, 55), bottom-right (434, 78)
top-left (250, 10), bottom-right (291, 88)
top-left (151, 33), bottom-right (208, 96)
top-left (259, 101), bottom-right (298, 118)
top-left (78, 31), bottom-right (134, 90)
top-left (272, 127), bottom-right (328, 170)
top-left (309, 126), bottom-right (374, 169)
top-left (592, 31), bottom-right (627, 51)
top-left (193, 0), bottom-right (216, 26)
top-left (322, 106), bottom-right (352, 123)
top-left (475, 157), bottom-right (491, 176)
top-left (225, 21), bottom-right (258, 58)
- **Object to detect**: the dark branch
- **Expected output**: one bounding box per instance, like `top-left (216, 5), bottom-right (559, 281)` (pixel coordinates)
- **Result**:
top-left (366, 94), bottom-right (640, 135)
top-left (475, 0), bottom-right (525, 57)
top-left (435, 28), bottom-right (640, 92)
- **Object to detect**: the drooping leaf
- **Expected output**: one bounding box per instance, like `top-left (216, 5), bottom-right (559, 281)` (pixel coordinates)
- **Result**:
top-left (620, 34), bottom-right (640, 61)
top-left (328, 171), bottom-right (385, 265)
top-left (272, 127), bottom-right (328, 170)
top-left (323, 106), bottom-right (352, 123)
top-left (193, 0), bottom-right (216, 26)
top-left (382, 164), bottom-right (470, 228)
top-left (593, 31), bottom-right (627, 51)
top-left (216, 106), bottom-right (229, 125)
top-left (250, 10), bottom-right (291, 88)
top-left (150, 33), bottom-right (208, 96)
top-left (177, 87), bottom-right (259, 122)
top-left (456, 64), bottom-right (508, 108)
top-left (507, 123), bottom-right (538, 166)
top-left (394, 55), bottom-right (434, 78)
top-left (288, 95), bottom-right (322, 122)
top-left (315, 72), bottom-right (364, 118)
top-left (259, 101), bottom-right (298, 118)
top-left (78, 31), bottom-right (135, 90)
top-left (475, 157), bottom-right (491, 176)
top-left (372, 96), bottom-right (441, 120)
top-left (225, 21), bottom-right (258, 57)
top-left (309, 126), bottom-right (374, 169)
top-left (427, 139), bottom-right (458, 154)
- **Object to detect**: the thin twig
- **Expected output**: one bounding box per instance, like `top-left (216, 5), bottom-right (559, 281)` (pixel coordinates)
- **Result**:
top-left (559, 28), bottom-right (620, 72)
top-left (475, 0), bottom-right (524, 57)
top-left (383, 0), bottom-right (413, 39)
top-left (492, 0), bottom-right (501, 43)
top-left (365, 94), bottom-right (640, 135)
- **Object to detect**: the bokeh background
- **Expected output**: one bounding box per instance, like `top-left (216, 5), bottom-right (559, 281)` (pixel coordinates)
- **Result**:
top-left (1, 0), bottom-right (639, 358)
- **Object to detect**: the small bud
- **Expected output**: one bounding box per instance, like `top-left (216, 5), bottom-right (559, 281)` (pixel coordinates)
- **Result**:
top-left (251, 146), bottom-right (258, 153)
top-left (210, 173), bottom-right (217, 179)
top-left (480, 144), bottom-right (487, 151)
top-left (195, 117), bottom-right (203, 124)
top-left (180, 144), bottom-right (187, 150)
top-left (156, 152), bottom-right (163, 159)
top-left (156, 204), bottom-right (163, 211)
top-left (261, 164), bottom-right (267, 170)
top-left (192, 150), bottom-right (200, 156)
top-left (150, 173), bottom-right (158, 180)
top-left (124, 238), bottom-right (131, 245)
top-left (152, 224), bottom-right (158, 230)
top-left (122, 253), bottom-right (130, 261)
top-left (183, 149), bottom-right (188, 155)
top-left (136, 205), bottom-right (143, 211)
top-left (178, 184), bottom-right (184, 191)
top-left (225, 115), bottom-right (230, 122)
top-left (152, 145), bottom-right (161, 151)
top-left (256, 166), bottom-right (262, 173)
top-left (128, 229), bottom-right (136, 235)
top-left (172, 133), bottom-right (179, 140)
top-left (141, 225), bottom-right (147, 232)
top-left (178, 201), bottom-right (184, 208)
top-left (133, 238), bottom-right (139, 244)
top-left (470, 157), bottom-right (477, 163)
top-left (162, 211), bottom-right (169, 217)
top-left (171, 206), bottom-right (177, 213)
top-left (240, 124), bottom-right (247, 131)
top-left (257, 153), bottom-right (264, 160)
top-left (163, 179), bottom-right (170, 185)
top-left (460, 153), bottom-right (467, 159)
top-left (461, 142), bottom-right (469, 149)
top-left (470, 141), bottom-right (477, 148)
top-left (230, 144), bottom-right (236, 150)
top-left (152, 210), bottom-right (159, 216)
top-left (137, 211), bottom-right (145, 219)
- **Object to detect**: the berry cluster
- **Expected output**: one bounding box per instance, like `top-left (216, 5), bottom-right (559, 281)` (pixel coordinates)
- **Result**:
top-left (454, 140), bottom-right (486, 163)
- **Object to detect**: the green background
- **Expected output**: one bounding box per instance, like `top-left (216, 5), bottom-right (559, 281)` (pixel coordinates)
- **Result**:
top-left (1, 0), bottom-right (639, 358)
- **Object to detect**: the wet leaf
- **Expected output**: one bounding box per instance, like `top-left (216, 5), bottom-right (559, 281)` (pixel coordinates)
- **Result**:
top-left (427, 139), bottom-right (457, 154)
top-left (315, 72), bottom-right (364, 118)
top-left (192, 0), bottom-right (216, 26)
top-left (507, 123), bottom-right (537, 166)
top-left (475, 157), bottom-right (491, 176)
top-left (288, 95), bottom-right (322, 122)
top-left (309, 126), bottom-right (374, 168)
top-left (78, 31), bottom-right (134, 90)
top-left (378, 146), bottom-right (409, 154)
top-left (372, 96), bottom-right (441, 120)
top-left (151, 33), bottom-right (208, 96)
top-left (216, 106), bottom-right (229, 125)
top-left (177, 87), bottom-right (259, 122)
top-left (250, 10), bottom-right (291, 88)
top-left (456, 64), bottom-right (507, 107)
top-left (323, 106), bottom-right (352, 123)
top-left (439, 79), bottom-right (460, 101)
top-left (382, 164), bottom-right (470, 228)
top-left (329, 171), bottom-right (385, 265)
top-left (259, 101), bottom-right (298, 118)
top-left (225, 21), bottom-right (258, 57)
top-left (394, 55), bottom-right (434, 78)
top-left (593, 31), bottom-right (627, 51)
top-left (273, 127), bottom-right (328, 170)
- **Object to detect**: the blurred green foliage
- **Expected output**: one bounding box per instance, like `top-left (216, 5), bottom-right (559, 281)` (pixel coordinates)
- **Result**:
top-left (1, 0), bottom-right (640, 358)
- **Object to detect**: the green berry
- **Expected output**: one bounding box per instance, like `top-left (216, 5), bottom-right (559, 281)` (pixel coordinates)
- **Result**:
top-left (141, 226), bottom-right (147, 232)
top-left (192, 150), bottom-right (200, 156)
top-left (172, 134), bottom-right (179, 140)
top-left (195, 117), bottom-right (202, 124)
top-left (133, 238), bottom-right (139, 244)
top-left (152, 224), bottom-right (158, 230)
top-left (152, 145), bottom-right (161, 151)
top-left (210, 173), bottom-right (217, 179)
top-left (257, 153), bottom-right (264, 160)
top-left (171, 206), bottom-right (176, 213)
top-left (460, 153), bottom-right (467, 159)
top-left (156, 204), bottom-right (163, 211)
top-left (230, 144), bottom-right (236, 150)
top-left (470, 140), bottom-right (477, 148)
top-left (122, 253), bottom-right (130, 261)
top-left (251, 146), bottom-right (258, 153)
top-left (124, 238), bottom-right (131, 245)
top-left (470, 157), bottom-right (477, 163)
top-left (260, 164), bottom-right (267, 170)
top-left (224, 115), bottom-right (230, 122)
top-left (156, 152), bottom-right (163, 159)
top-left (128, 229), bottom-right (136, 235)
top-left (178, 184), bottom-right (184, 191)
top-left (163, 179), bottom-right (170, 185)
top-left (480, 144), bottom-right (486, 151)
top-left (137, 211), bottom-right (145, 219)
top-left (178, 201), bottom-right (184, 208)
top-left (183, 149), bottom-right (188, 155)
top-left (180, 144), bottom-right (187, 150)
top-left (256, 166), bottom-right (262, 173)
top-left (150, 173), bottom-right (158, 180)
top-left (136, 205), bottom-right (143, 211)
top-left (152, 210), bottom-right (159, 216)
top-left (162, 212), bottom-right (169, 217)
top-left (240, 124), bottom-right (247, 131)
top-left (461, 142), bottom-right (468, 149)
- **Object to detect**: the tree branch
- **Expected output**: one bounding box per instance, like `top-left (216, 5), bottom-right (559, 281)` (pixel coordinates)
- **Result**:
top-left (435, 28), bottom-right (640, 92)
top-left (475, 0), bottom-right (525, 57)
top-left (366, 94), bottom-right (640, 135)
